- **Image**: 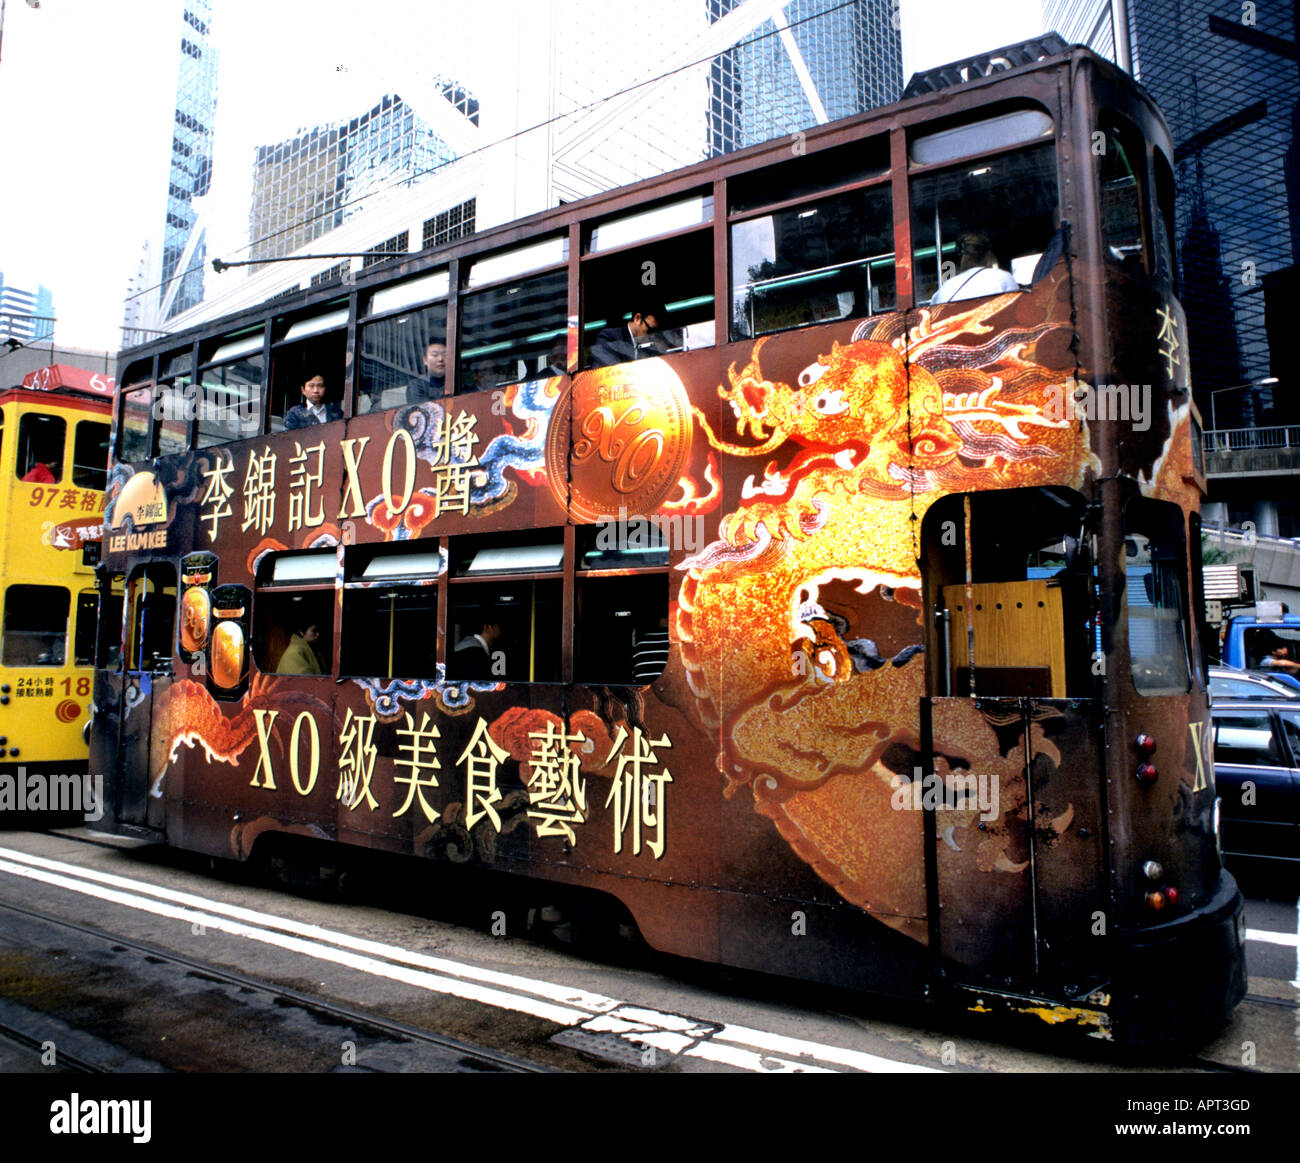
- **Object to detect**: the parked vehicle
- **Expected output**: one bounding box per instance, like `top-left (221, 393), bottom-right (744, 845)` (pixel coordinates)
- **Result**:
top-left (1212, 698), bottom-right (1300, 863)
top-left (1208, 666), bottom-right (1300, 701)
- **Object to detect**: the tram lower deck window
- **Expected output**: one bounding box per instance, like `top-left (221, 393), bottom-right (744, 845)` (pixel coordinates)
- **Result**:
top-left (2, 584), bottom-right (69, 666)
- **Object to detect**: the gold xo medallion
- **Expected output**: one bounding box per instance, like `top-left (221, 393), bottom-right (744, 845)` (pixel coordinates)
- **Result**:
top-left (545, 359), bottom-right (693, 522)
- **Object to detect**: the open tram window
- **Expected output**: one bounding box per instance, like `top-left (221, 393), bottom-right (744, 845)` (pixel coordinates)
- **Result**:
top-left (124, 564), bottom-right (177, 673)
top-left (2, 584), bottom-right (70, 666)
top-left (196, 329), bottom-right (265, 447)
top-left (269, 304), bottom-right (348, 431)
top-left (254, 550), bottom-right (336, 675)
top-left (582, 195), bottom-right (715, 367)
top-left (459, 240), bottom-right (568, 392)
top-left (574, 524), bottom-right (670, 684)
top-left (1097, 114), bottom-right (1147, 273)
top-left (910, 109), bottom-right (1058, 305)
top-left (358, 272), bottom-right (449, 412)
top-left (16, 413), bottom-right (65, 482)
top-left (447, 530), bottom-right (562, 683)
top-left (156, 349), bottom-right (195, 456)
top-left (340, 543), bottom-right (441, 680)
top-left (729, 139), bottom-right (893, 340)
top-left (922, 487), bottom-right (1095, 698)
top-left (1124, 497), bottom-right (1192, 696)
top-left (72, 421), bottom-right (110, 491)
top-left (117, 358), bottom-right (154, 463)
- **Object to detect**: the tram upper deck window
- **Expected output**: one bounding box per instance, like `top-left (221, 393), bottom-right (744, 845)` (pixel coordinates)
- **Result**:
top-left (909, 108), bottom-right (1057, 305)
top-left (1125, 498), bottom-right (1192, 696)
top-left (196, 330), bottom-right (265, 448)
top-left (460, 239), bottom-right (568, 392)
top-left (117, 360), bottom-right (153, 463)
top-left (16, 413), bottom-right (65, 482)
top-left (728, 139), bottom-right (892, 341)
top-left (447, 530), bottom-right (563, 683)
top-left (582, 197), bottom-right (715, 367)
top-left (359, 271), bottom-right (450, 412)
top-left (1098, 115), bottom-right (1147, 272)
top-left (156, 350), bottom-right (194, 456)
top-left (1152, 147), bottom-right (1178, 289)
top-left (270, 305), bottom-right (348, 430)
top-left (72, 421), bottom-right (110, 491)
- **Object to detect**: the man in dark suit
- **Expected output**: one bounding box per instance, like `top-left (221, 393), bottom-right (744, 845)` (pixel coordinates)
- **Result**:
top-left (590, 300), bottom-right (668, 367)
top-left (405, 341), bottom-right (448, 403)
top-left (284, 373), bottom-right (343, 429)
top-left (453, 620), bottom-right (504, 680)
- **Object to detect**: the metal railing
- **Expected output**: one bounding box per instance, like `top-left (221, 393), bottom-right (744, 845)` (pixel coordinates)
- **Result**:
top-left (1203, 425), bottom-right (1300, 452)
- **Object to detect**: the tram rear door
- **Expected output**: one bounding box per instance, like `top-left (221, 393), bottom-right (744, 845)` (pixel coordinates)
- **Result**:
top-left (921, 489), bottom-right (1109, 999)
top-left (97, 563), bottom-right (175, 830)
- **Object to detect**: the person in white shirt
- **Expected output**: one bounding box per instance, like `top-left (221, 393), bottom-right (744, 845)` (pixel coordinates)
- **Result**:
top-left (931, 231), bottom-right (1020, 304)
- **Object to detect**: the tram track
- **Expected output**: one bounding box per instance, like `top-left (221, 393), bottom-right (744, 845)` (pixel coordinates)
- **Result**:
top-left (0, 898), bottom-right (551, 1074)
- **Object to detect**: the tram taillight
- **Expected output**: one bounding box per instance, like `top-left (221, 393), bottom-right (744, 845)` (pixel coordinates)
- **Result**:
top-left (1135, 733), bottom-right (1157, 755)
top-left (1135, 762), bottom-right (1158, 783)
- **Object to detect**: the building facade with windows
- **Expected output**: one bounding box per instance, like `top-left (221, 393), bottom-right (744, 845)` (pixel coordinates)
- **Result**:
top-left (0, 273), bottom-right (54, 344)
top-left (1041, 0), bottom-right (1300, 546)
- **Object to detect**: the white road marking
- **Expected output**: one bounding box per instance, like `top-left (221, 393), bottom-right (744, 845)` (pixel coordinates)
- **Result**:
top-left (1247, 928), bottom-right (1300, 948)
top-left (0, 844), bottom-right (940, 1073)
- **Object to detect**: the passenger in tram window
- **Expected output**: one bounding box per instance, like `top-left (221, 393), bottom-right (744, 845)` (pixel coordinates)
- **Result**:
top-left (405, 341), bottom-right (447, 404)
top-left (930, 231), bottom-right (1019, 304)
top-left (545, 337), bottom-right (569, 378)
top-left (20, 461), bottom-right (56, 483)
top-left (283, 373), bottom-right (343, 430)
top-left (278, 622), bottom-right (323, 675)
top-left (590, 300), bottom-right (669, 367)
top-left (453, 619), bottom-right (503, 680)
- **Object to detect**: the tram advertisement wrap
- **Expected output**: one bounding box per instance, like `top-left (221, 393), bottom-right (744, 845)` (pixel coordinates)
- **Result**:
top-left (105, 270), bottom-right (1203, 973)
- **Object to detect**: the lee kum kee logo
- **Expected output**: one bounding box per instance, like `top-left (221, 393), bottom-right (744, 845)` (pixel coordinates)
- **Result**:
top-left (49, 1094), bottom-right (151, 1143)
top-left (107, 471), bottom-right (170, 553)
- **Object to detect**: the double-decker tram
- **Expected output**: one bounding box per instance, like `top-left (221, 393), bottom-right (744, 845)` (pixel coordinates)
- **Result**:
top-left (0, 363), bottom-right (112, 820)
top-left (92, 36), bottom-right (1245, 1042)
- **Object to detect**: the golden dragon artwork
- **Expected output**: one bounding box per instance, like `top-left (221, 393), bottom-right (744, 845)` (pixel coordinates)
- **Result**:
top-left (676, 289), bottom-right (1100, 940)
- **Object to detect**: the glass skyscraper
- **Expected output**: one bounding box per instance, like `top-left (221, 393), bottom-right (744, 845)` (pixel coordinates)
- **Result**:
top-left (161, 0), bottom-right (220, 320)
top-left (706, 0), bottom-right (903, 155)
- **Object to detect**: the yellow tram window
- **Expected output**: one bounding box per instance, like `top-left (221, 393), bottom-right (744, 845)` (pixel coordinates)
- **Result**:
top-left (2, 584), bottom-right (70, 667)
top-left (16, 414), bottom-right (65, 482)
top-left (72, 421), bottom-right (110, 491)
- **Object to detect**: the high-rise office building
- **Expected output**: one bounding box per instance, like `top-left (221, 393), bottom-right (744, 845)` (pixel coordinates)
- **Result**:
top-left (0, 273), bottom-right (54, 343)
top-left (1042, 0), bottom-right (1299, 536)
top-left (248, 92), bottom-right (467, 269)
top-left (164, 1), bottom-right (902, 327)
top-left (162, 0), bottom-right (220, 319)
top-left (705, 0), bottom-right (902, 156)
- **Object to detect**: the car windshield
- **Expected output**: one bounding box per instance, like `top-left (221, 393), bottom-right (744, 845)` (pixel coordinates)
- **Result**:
top-left (1209, 670), bottom-right (1298, 699)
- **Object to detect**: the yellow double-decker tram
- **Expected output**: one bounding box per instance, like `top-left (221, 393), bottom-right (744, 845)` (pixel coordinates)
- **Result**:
top-left (0, 364), bottom-right (112, 818)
